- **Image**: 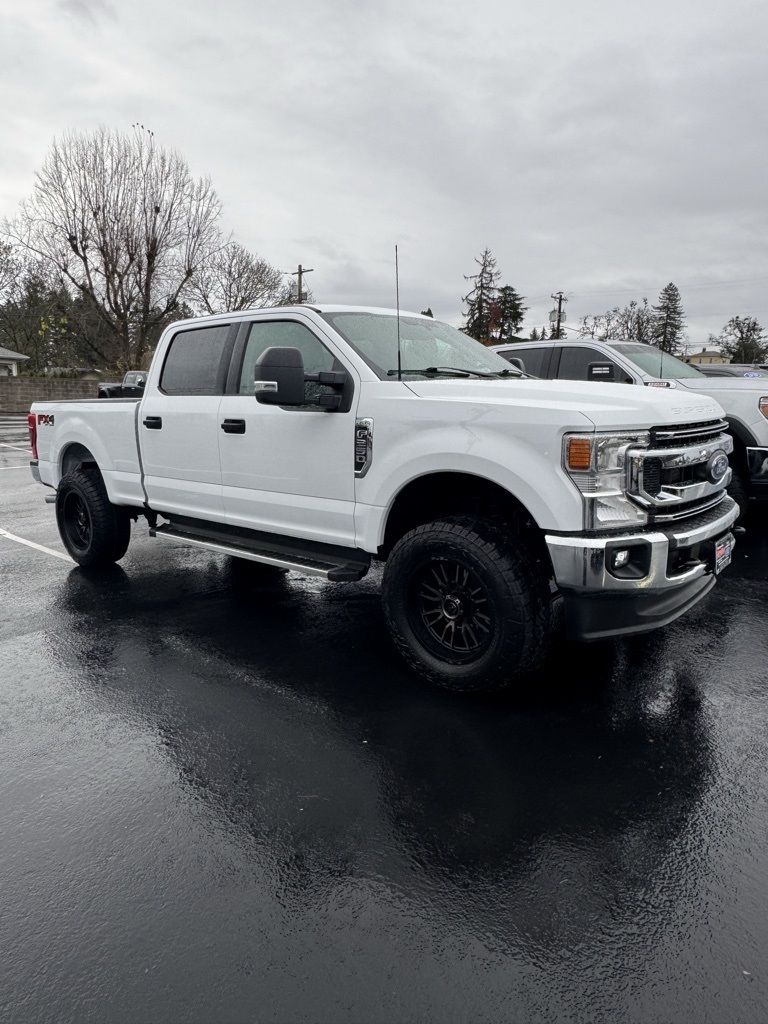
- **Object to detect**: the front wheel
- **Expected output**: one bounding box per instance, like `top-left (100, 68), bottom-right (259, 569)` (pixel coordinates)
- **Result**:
top-left (55, 470), bottom-right (131, 567)
top-left (381, 517), bottom-right (552, 693)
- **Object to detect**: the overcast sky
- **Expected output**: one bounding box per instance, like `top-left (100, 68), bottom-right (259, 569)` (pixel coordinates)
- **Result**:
top-left (1, 0), bottom-right (766, 346)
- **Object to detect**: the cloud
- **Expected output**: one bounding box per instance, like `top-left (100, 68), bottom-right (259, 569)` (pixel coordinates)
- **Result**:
top-left (57, 0), bottom-right (116, 24)
top-left (3, 0), bottom-right (768, 339)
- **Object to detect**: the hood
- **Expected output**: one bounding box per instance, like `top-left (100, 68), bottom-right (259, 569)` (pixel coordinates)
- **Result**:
top-left (403, 378), bottom-right (725, 430)
top-left (675, 376), bottom-right (768, 393)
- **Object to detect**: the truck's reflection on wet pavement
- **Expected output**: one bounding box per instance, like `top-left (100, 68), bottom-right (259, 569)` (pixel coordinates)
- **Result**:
top-left (1, 510), bottom-right (767, 1023)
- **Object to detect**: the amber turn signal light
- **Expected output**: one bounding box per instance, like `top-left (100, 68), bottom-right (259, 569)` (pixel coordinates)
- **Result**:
top-left (567, 437), bottom-right (592, 470)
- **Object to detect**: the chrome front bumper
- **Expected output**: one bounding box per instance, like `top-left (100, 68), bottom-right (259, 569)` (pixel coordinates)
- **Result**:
top-left (545, 496), bottom-right (739, 594)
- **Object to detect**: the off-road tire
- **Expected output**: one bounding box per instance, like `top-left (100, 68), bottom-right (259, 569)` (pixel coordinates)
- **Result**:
top-left (381, 516), bottom-right (553, 693)
top-left (55, 469), bottom-right (131, 567)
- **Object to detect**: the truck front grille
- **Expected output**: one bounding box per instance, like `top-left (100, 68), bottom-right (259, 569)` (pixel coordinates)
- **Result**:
top-left (649, 419), bottom-right (729, 449)
top-left (627, 419), bottom-right (733, 521)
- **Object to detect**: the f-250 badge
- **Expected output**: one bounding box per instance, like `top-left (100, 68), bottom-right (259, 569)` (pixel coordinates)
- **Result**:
top-left (354, 419), bottom-right (373, 478)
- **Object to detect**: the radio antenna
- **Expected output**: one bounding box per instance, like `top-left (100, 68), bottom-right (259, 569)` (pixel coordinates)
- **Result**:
top-left (395, 244), bottom-right (402, 381)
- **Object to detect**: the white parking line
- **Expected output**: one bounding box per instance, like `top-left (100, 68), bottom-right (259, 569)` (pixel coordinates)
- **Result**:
top-left (0, 443), bottom-right (31, 453)
top-left (0, 528), bottom-right (71, 562)
top-left (0, 464), bottom-right (32, 470)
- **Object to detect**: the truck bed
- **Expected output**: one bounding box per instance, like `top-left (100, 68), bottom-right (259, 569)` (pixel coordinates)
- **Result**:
top-left (31, 397), bottom-right (145, 508)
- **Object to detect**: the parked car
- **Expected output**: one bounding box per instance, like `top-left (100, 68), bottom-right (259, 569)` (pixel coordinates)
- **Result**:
top-left (695, 364), bottom-right (768, 378)
top-left (29, 306), bottom-right (737, 693)
top-left (98, 370), bottom-right (147, 399)
top-left (492, 339), bottom-right (768, 519)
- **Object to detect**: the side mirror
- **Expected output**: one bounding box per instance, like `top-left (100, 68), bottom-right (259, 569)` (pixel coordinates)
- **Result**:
top-left (254, 347), bottom-right (306, 405)
top-left (506, 356), bottom-right (524, 371)
top-left (588, 362), bottom-right (615, 382)
top-left (136, 375), bottom-right (145, 389)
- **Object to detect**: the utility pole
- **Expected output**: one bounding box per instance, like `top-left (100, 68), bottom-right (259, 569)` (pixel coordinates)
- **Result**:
top-left (550, 292), bottom-right (567, 339)
top-left (290, 264), bottom-right (314, 304)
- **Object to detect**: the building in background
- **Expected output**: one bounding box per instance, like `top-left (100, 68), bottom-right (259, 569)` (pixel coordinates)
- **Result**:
top-left (684, 347), bottom-right (729, 365)
top-left (0, 347), bottom-right (30, 376)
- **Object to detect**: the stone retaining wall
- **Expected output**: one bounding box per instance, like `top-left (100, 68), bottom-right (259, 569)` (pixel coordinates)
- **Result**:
top-left (0, 377), bottom-right (99, 413)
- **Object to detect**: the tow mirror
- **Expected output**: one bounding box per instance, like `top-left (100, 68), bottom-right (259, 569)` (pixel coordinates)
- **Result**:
top-left (588, 362), bottom-right (615, 381)
top-left (506, 356), bottom-right (524, 371)
top-left (254, 347), bottom-right (348, 410)
top-left (254, 347), bottom-right (306, 405)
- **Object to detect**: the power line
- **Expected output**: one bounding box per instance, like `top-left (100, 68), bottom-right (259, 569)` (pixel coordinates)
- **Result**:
top-left (524, 276), bottom-right (765, 303)
top-left (289, 264), bottom-right (314, 303)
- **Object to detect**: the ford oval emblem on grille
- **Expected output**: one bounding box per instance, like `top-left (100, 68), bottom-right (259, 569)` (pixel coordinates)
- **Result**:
top-left (706, 451), bottom-right (730, 484)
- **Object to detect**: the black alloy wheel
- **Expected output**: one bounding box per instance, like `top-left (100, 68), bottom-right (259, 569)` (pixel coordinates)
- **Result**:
top-left (61, 489), bottom-right (93, 554)
top-left (410, 558), bottom-right (493, 660)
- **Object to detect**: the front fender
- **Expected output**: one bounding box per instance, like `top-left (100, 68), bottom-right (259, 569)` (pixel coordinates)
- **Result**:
top-left (353, 417), bottom-right (586, 551)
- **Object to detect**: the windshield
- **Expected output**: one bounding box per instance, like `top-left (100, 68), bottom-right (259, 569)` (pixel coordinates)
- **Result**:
top-left (320, 311), bottom-right (519, 380)
top-left (612, 344), bottom-right (705, 380)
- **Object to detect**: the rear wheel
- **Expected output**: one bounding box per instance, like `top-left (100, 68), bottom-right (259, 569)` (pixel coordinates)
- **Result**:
top-left (382, 516), bottom-right (552, 693)
top-left (56, 470), bottom-right (131, 567)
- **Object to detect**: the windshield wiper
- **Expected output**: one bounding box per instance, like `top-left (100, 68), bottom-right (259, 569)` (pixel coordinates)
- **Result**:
top-left (387, 366), bottom-right (517, 379)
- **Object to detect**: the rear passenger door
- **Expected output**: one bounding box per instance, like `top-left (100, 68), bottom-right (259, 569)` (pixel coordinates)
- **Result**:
top-left (552, 345), bottom-right (626, 383)
top-left (140, 322), bottom-right (234, 521)
top-left (495, 345), bottom-right (554, 378)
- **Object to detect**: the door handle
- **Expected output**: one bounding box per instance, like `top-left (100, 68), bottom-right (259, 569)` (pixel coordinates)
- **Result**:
top-left (143, 416), bottom-right (162, 429)
top-left (221, 418), bottom-right (246, 434)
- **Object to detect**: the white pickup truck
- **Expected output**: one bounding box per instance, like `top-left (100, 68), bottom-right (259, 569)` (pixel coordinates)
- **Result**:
top-left (29, 305), bottom-right (738, 693)
top-left (492, 338), bottom-right (768, 517)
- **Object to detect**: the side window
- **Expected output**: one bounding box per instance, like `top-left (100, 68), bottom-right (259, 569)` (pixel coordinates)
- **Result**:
top-left (557, 347), bottom-right (618, 381)
top-left (160, 325), bottom-right (231, 395)
top-left (238, 321), bottom-right (338, 396)
top-left (499, 346), bottom-right (551, 378)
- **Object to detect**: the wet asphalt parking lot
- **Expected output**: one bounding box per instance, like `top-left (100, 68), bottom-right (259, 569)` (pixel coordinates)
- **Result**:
top-left (1, 413), bottom-right (767, 1024)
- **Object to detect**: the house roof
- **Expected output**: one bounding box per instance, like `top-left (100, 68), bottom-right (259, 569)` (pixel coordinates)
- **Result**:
top-left (0, 347), bottom-right (30, 361)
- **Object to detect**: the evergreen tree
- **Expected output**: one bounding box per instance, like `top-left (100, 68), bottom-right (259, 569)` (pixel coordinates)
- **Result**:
top-left (540, 327), bottom-right (548, 341)
top-left (652, 283), bottom-right (685, 354)
top-left (495, 285), bottom-right (528, 341)
top-left (529, 327), bottom-right (540, 340)
top-left (420, 307), bottom-right (434, 318)
top-left (462, 248), bottom-right (500, 343)
top-left (711, 316), bottom-right (768, 363)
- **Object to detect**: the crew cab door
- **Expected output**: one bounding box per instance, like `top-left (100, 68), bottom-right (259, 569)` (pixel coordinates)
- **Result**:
top-left (217, 316), bottom-right (358, 547)
top-left (139, 322), bottom-right (235, 520)
top-left (551, 345), bottom-right (635, 384)
top-left (495, 344), bottom-right (554, 378)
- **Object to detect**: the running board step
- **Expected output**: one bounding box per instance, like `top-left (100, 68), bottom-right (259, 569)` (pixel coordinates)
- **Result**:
top-left (149, 522), bottom-right (370, 582)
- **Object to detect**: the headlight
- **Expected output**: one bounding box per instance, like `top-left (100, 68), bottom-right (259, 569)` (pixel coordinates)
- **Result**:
top-left (563, 431), bottom-right (650, 530)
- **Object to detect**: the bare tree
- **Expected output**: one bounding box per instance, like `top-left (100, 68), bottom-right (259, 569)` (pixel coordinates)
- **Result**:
top-left (3, 126), bottom-right (223, 368)
top-left (0, 240), bottom-right (17, 299)
top-left (579, 299), bottom-right (653, 342)
top-left (191, 241), bottom-right (285, 314)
